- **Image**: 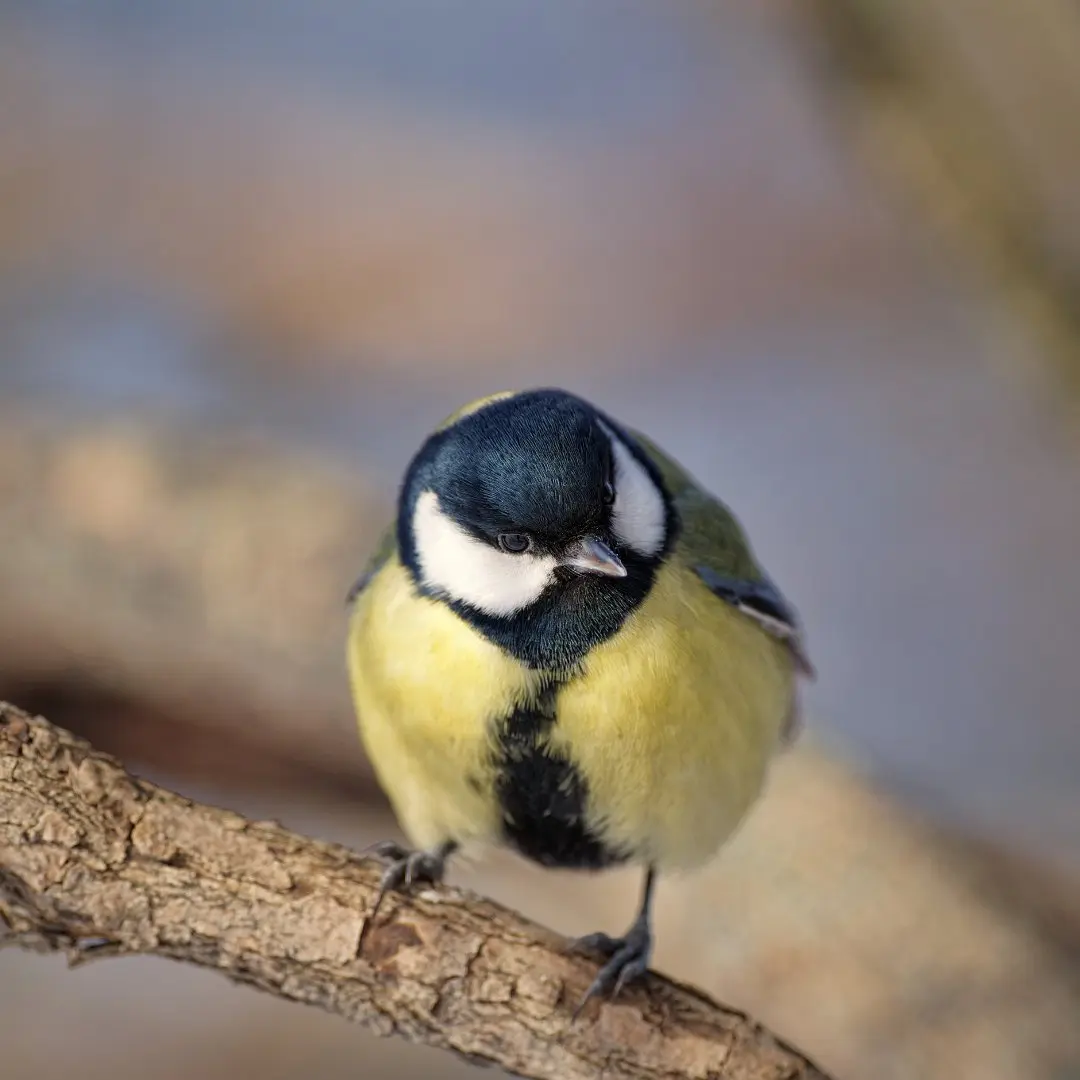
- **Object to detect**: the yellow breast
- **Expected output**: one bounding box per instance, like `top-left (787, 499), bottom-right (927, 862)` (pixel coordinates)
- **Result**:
top-left (348, 554), bottom-right (794, 871)
top-left (550, 559), bottom-right (794, 869)
top-left (347, 555), bottom-right (544, 850)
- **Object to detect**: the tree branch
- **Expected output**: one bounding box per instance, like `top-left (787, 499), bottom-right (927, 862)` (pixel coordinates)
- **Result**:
top-left (0, 702), bottom-right (829, 1080)
top-left (800, 0), bottom-right (1080, 409)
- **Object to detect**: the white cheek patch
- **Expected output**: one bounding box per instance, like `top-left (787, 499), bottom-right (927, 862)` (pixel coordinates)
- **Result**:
top-left (600, 423), bottom-right (667, 557)
top-left (411, 491), bottom-right (557, 616)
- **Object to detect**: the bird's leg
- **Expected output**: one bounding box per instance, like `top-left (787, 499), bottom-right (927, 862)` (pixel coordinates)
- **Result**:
top-left (570, 866), bottom-right (656, 1016)
top-left (360, 839), bottom-right (458, 940)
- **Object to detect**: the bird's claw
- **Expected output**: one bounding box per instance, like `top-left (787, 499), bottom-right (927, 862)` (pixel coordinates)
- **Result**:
top-left (360, 840), bottom-right (453, 950)
top-left (569, 931), bottom-right (624, 958)
top-left (368, 842), bottom-right (447, 903)
top-left (570, 921), bottom-right (652, 1019)
top-left (376, 848), bottom-right (445, 895)
top-left (363, 839), bottom-right (412, 863)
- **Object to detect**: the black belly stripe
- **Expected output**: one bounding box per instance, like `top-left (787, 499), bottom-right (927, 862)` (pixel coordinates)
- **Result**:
top-left (494, 677), bottom-right (628, 870)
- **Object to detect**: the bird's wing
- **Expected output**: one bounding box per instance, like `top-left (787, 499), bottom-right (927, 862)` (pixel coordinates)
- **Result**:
top-left (628, 427), bottom-right (815, 680)
top-left (346, 522), bottom-right (397, 606)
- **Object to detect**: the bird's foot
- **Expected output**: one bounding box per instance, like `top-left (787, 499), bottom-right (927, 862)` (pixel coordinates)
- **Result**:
top-left (569, 918), bottom-right (652, 1017)
top-left (366, 840), bottom-right (450, 892)
top-left (360, 840), bottom-right (455, 945)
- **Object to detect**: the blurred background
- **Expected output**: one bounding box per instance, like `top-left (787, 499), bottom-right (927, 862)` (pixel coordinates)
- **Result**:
top-left (2, 3), bottom-right (1079, 1079)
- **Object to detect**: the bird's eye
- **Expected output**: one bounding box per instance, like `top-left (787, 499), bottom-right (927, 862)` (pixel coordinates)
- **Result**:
top-left (497, 532), bottom-right (532, 554)
top-left (602, 481), bottom-right (616, 506)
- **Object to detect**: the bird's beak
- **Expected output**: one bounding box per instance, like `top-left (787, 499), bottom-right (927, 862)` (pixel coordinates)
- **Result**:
top-left (559, 536), bottom-right (627, 578)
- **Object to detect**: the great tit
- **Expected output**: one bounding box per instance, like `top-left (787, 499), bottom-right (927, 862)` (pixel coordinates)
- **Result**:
top-left (347, 388), bottom-right (812, 1009)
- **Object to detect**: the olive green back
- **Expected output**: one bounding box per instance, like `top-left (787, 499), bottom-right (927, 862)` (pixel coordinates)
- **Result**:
top-left (626, 428), bottom-right (765, 584)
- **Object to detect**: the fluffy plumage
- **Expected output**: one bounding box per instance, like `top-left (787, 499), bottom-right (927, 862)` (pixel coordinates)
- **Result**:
top-left (346, 387), bottom-right (811, 1007)
top-left (597, 419), bottom-right (667, 557)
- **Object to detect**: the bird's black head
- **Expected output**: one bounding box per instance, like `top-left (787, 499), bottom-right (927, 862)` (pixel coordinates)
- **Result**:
top-left (398, 389), bottom-right (676, 669)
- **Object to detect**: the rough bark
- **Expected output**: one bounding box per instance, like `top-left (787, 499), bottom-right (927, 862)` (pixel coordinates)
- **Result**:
top-left (0, 703), bottom-right (829, 1080)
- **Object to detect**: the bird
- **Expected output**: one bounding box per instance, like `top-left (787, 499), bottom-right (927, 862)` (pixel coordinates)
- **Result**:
top-left (346, 387), bottom-right (813, 1012)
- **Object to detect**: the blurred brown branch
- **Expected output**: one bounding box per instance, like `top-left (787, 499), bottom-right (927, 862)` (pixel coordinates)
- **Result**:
top-left (0, 409), bottom-right (387, 791)
top-left (0, 703), bottom-right (829, 1080)
top-left (802, 0), bottom-right (1080, 410)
